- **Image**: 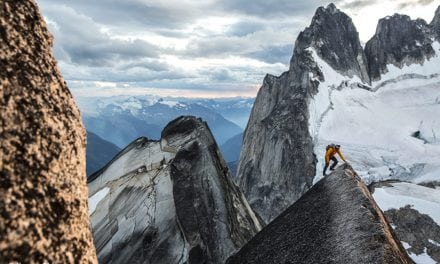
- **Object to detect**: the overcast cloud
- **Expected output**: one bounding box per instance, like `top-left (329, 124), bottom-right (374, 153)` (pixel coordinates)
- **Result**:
top-left (36, 0), bottom-right (439, 98)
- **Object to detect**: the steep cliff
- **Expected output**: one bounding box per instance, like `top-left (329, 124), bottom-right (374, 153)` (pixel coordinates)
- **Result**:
top-left (238, 3), bottom-right (440, 224)
top-left (227, 165), bottom-right (414, 264)
top-left (88, 116), bottom-right (261, 264)
top-left (365, 14), bottom-right (435, 81)
top-left (0, 1), bottom-right (96, 263)
top-left (432, 6), bottom-right (440, 40)
top-left (237, 3), bottom-right (368, 223)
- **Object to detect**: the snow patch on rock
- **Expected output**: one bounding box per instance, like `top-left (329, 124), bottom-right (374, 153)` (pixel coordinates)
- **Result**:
top-left (372, 182), bottom-right (440, 225)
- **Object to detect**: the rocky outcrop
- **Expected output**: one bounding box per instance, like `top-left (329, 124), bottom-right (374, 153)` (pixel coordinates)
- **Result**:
top-left (0, 1), bottom-right (96, 263)
top-left (431, 6), bottom-right (440, 40)
top-left (370, 181), bottom-right (440, 263)
top-left (227, 164), bottom-right (414, 264)
top-left (237, 3), bottom-right (368, 223)
top-left (292, 3), bottom-right (370, 83)
top-left (385, 206), bottom-right (440, 263)
top-left (365, 14), bottom-right (435, 81)
top-left (88, 116), bottom-right (261, 264)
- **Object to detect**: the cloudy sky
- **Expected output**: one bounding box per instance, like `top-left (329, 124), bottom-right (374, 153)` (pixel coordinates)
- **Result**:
top-left (36, 0), bottom-right (438, 98)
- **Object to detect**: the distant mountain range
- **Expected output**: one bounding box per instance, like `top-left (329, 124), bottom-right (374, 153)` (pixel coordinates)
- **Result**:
top-left (78, 96), bottom-right (253, 175)
top-left (220, 132), bottom-right (243, 163)
top-left (86, 131), bottom-right (120, 176)
top-left (77, 96), bottom-right (253, 148)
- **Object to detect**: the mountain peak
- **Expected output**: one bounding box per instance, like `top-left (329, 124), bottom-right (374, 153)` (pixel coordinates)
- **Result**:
top-left (162, 115), bottom-right (205, 140)
top-left (89, 115), bottom-right (261, 263)
top-left (365, 12), bottom-right (435, 80)
top-left (312, 3), bottom-right (346, 26)
top-left (376, 13), bottom-right (427, 34)
top-left (431, 5), bottom-right (440, 39)
top-left (434, 5), bottom-right (440, 20)
top-left (292, 3), bottom-right (369, 83)
top-left (325, 3), bottom-right (338, 13)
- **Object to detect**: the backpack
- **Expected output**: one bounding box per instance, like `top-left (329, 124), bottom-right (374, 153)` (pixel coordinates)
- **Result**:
top-left (326, 144), bottom-right (335, 151)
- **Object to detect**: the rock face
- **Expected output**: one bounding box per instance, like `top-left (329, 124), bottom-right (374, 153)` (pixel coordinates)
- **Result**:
top-left (0, 1), bottom-right (96, 263)
top-left (385, 206), bottom-right (440, 263)
top-left (370, 181), bottom-right (440, 263)
top-left (365, 14), bottom-right (435, 81)
top-left (227, 164), bottom-right (414, 264)
top-left (238, 2), bottom-right (440, 224)
top-left (431, 6), bottom-right (440, 40)
top-left (237, 3), bottom-right (367, 223)
top-left (88, 116), bottom-right (261, 264)
top-left (292, 3), bottom-right (370, 83)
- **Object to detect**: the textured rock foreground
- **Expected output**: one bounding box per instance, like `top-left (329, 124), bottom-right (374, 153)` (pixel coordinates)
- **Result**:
top-left (227, 164), bottom-right (413, 264)
top-left (88, 116), bottom-right (261, 264)
top-left (0, 1), bottom-right (96, 263)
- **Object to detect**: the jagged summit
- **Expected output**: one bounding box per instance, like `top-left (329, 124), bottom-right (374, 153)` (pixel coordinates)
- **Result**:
top-left (325, 2), bottom-right (338, 13)
top-left (431, 5), bottom-right (440, 39)
top-left (162, 115), bottom-right (206, 139)
top-left (237, 3), bottom-right (370, 224)
top-left (227, 165), bottom-right (413, 264)
top-left (365, 13), bottom-right (435, 81)
top-left (89, 116), bottom-right (261, 263)
top-left (292, 3), bottom-right (369, 83)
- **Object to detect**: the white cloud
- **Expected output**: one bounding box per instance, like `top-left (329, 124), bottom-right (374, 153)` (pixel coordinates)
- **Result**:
top-left (36, 0), bottom-right (439, 97)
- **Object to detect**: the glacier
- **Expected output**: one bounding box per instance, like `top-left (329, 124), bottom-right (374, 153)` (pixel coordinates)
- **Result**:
top-left (309, 43), bottom-right (440, 185)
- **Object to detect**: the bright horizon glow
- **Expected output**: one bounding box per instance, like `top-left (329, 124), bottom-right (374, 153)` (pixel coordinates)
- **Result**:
top-left (69, 81), bottom-right (260, 98)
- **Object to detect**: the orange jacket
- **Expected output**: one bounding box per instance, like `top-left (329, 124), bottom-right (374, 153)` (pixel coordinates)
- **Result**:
top-left (325, 147), bottom-right (346, 163)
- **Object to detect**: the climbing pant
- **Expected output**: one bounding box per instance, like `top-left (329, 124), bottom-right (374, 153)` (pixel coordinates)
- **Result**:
top-left (323, 156), bottom-right (338, 176)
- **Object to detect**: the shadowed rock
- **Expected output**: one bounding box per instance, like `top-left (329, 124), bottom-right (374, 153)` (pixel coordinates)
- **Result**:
top-left (237, 3), bottom-right (369, 224)
top-left (89, 116), bottom-right (261, 264)
top-left (227, 164), bottom-right (413, 264)
top-left (0, 1), bottom-right (97, 262)
top-left (365, 14), bottom-right (435, 81)
top-left (431, 6), bottom-right (440, 40)
top-left (385, 206), bottom-right (440, 263)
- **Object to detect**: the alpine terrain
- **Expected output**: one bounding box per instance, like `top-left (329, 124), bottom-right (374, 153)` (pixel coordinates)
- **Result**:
top-left (237, 3), bottom-right (440, 262)
top-left (77, 96), bottom-right (251, 148)
top-left (3, 0), bottom-right (440, 263)
top-left (88, 116), bottom-right (261, 263)
top-left (227, 165), bottom-right (413, 264)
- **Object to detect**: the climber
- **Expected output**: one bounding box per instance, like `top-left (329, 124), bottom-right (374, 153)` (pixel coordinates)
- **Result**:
top-left (323, 144), bottom-right (346, 176)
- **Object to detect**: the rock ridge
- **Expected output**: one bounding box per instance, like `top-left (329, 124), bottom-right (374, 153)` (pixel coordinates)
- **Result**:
top-left (227, 164), bottom-right (414, 264)
top-left (365, 13), bottom-right (435, 81)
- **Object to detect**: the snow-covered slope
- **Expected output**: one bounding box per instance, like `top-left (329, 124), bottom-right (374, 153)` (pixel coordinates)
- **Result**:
top-left (372, 182), bottom-right (440, 263)
top-left (88, 116), bottom-right (261, 263)
top-left (311, 42), bottom-right (440, 185)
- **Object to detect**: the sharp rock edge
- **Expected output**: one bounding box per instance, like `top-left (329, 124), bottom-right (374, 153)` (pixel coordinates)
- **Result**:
top-left (227, 165), bottom-right (414, 264)
top-left (88, 116), bottom-right (261, 264)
